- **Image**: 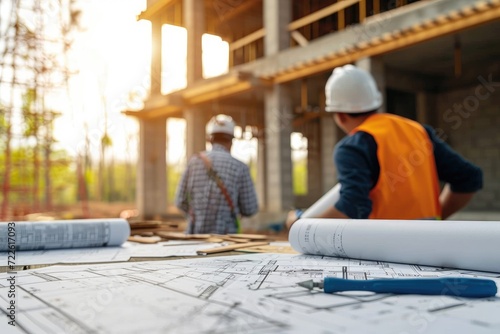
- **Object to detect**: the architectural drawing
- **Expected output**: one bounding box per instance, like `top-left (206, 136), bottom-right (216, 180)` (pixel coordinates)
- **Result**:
top-left (1, 253), bottom-right (499, 333)
top-left (0, 246), bottom-right (130, 267)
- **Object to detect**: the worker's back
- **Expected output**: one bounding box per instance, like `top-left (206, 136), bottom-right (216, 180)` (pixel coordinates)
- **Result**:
top-left (354, 113), bottom-right (441, 219)
top-left (175, 143), bottom-right (258, 234)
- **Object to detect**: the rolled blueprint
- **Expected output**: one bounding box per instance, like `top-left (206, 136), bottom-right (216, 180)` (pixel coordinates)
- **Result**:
top-left (289, 218), bottom-right (500, 273)
top-left (0, 218), bottom-right (130, 251)
top-left (301, 183), bottom-right (341, 218)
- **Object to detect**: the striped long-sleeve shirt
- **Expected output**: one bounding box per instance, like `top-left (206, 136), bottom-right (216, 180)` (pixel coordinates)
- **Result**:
top-left (175, 144), bottom-right (258, 234)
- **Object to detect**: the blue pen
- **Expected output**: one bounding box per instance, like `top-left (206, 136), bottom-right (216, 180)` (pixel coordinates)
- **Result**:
top-left (297, 277), bottom-right (498, 298)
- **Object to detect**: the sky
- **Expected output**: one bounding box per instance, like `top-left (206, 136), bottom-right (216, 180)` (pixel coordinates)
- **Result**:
top-left (55, 0), bottom-right (231, 165)
top-left (1, 0), bottom-right (291, 166)
top-left (54, 0), bottom-right (150, 162)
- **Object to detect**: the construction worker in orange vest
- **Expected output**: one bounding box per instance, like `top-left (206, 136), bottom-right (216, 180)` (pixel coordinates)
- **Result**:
top-left (287, 64), bottom-right (483, 227)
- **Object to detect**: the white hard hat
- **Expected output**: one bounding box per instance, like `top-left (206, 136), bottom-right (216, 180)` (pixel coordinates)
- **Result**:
top-left (206, 114), bottom-right (235, 137)
top-left (325, 64), bottom-right (382, 113)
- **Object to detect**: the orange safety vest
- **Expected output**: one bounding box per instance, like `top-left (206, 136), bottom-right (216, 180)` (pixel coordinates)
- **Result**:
top-left (352, 113), bottom-right (441, 219)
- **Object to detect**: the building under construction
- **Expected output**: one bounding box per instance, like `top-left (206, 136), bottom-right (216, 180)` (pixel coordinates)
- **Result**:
top-left (128, 0), bottom-right (500, 224)
top-left (0, 0), bottom-right (78, 219)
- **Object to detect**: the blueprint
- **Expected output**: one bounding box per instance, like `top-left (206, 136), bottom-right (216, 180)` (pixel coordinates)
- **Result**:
top-left (123, 240), bottom-right (224, 257)
top-left (0, 246), bottom-right (130, 266)
top-left (1, 253), bottom-right (500, 334)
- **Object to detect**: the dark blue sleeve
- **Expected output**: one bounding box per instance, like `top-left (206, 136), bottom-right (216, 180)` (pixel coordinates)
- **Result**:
top-left (334, 132), bottom-right (379, 219)
top-left (423, 125), bottom-right (483, 193)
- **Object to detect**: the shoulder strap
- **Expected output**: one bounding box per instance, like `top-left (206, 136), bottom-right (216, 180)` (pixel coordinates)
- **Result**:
top-left (198, 153), bottom-right (236, 214)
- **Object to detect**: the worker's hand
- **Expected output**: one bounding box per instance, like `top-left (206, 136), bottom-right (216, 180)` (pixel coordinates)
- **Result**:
top-left (285, 209), bottom-right (302, 230)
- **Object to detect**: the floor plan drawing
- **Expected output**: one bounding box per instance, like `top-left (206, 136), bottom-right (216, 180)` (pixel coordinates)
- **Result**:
top-left (1, 253), bottom-right (500, 333)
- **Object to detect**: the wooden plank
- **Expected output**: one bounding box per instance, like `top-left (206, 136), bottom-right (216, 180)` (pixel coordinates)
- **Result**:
top-left (227, 233), bottom-right (270, 240)
top-left (123, 105), bottom-right (183, 119)
top-left (338, 8), bottom-right (345, 30)
top-left (291, 31), bottom-right (309, 47)
top-left (128, 236), bottom-right (162, 244)
top-left (196, 241), bottom-right (269, 255)
top-left (182, 74), bottom-right (241, 99)
top-left (359, 0), bottom-right (367, 22)
top-left (216, 0), bottom-right (262, 23)
top-left (138, 0), bottom-right (177, 21)
top-left (288, 0), bottom-right (360, 31)
top-left (185, 81), bottom-right (254, 105)
top-left (373, 0), bottom-right (380, 15)
top-left (229, 28), bottom-right (266, 51)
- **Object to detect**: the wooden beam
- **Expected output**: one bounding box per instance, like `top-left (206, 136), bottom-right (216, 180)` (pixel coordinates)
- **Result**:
top-left (182, 74), bottom-right (242, 100)
top-left (288, 0), bottom-right (360, 31)
top-left (124, 105), bottom-right (182, 119)
top-left (373, 0), bottom-right (380, 14)
top-left (185, 81), bottom-right (254, 105)
top-left (359, 0), bottom-right (367, 22)
top-left (291, 31), bottom-right (309, 47)
top-left (215, 0), bottom-right (262, 23)
top-left (229, 28), bottom-right (265, 51)
top-left (300, 79), bottom-right (308, 111)
top-left (338, 9), bottom-right (345, 30)
top-left (138, 0), bottom-right (177, 21)
top-left (274, 5), bottom-right (500, 84)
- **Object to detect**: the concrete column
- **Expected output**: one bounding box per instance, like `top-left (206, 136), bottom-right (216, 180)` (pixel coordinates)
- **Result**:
top-left (321, 115), bottom-right (339, 193)
top-left (137, 117), bottom-right (167, 219)
top-left (184, 108), bottom-right (207, 158)
top-left (263, 0), bottom-right (293, 212)
top-left (183, 0), bottom-right (204, 84)
top-left (183, 0), bottom-right (206, 159)
top-left (150, 16), bottom-right (162, 96)
top-left (264, 0), bottom-right (291, 55)
top-left (183, 0), bottom-right (205, 159)
top-left (306, 121), bottom-right (322, 206)
top-left (417, 91), bottom-right (437, 126)
top-left (356, 57), bottom-right (386, 113)
top-left (257, 135), bottom-right (266, 209)
top-left (264, 86), bottom-right (294, 212)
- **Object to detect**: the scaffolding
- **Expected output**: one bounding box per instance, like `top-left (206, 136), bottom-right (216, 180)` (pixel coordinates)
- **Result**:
top-left (0, 0), bottom-right (80, 219)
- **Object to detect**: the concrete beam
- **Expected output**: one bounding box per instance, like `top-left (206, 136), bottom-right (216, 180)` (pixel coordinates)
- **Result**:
top-left (235, 0), bottom-right (500, 81)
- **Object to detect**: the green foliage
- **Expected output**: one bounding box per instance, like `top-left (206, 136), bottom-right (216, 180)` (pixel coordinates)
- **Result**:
top-left (84, 161), bottom-right (136, 202)
top-left (0, 147), bottom-right (76, 206)
top-left (101, 133), bottom-right (113, 147)
top-left (106, 162), bottom-right (135, 201)
top-left (293, 158), bottom-right (308, 195)
top-left (168, 165), bottom-right (182, 204)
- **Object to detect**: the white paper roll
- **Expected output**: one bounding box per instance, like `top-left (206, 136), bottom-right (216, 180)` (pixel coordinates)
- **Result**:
top-left (301, 183), bottom-right (341, 218)
top-left (289, 218), bottom-right (500, 273)
top-left (0, 218), bottom-right (130, 251)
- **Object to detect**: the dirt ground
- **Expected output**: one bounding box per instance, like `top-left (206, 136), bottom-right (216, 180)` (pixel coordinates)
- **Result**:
top-left (16, 201), bottom-right (139, 221)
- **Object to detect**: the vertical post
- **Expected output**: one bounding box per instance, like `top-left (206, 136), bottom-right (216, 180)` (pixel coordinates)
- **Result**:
top-left (359, 0), bottom-right (367, 22)
top-left (319, 89), bottom-right (339, 193)
top-left (373, 0), bottom-right (380, 15)
top-left (263, 0), bottom-right (293, 213)
top-left (137, 117), bottom-right (167, 219)
top-left (184, 0), bottom-right (204, 85)
top-left (150, 16), bottom-right (162, 96)
top-left (338, 9), bottom-right (345, 30)
top-left (183, 0), bottom-right (206, 158)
